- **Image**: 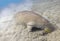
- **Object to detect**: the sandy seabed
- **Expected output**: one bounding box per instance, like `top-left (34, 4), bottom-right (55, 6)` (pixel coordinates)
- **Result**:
top-left (0, 0), bottom-right (60, 41)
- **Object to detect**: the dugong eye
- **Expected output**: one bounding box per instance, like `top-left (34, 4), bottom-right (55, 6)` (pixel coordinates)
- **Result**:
top-left (30, 26), bottom-right (43, 32)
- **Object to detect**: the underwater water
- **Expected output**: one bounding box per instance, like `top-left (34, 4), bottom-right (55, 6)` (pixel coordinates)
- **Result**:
top-left (0, 0), bottom-right (60, 41)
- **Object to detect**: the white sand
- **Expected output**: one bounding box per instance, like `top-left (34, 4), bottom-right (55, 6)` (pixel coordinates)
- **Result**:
top-left (0, 0), bottom-right (60, 41)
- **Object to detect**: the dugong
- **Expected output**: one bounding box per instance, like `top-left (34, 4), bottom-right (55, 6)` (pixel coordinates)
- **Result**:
top-left (14, 11), bottom-right (55, 33)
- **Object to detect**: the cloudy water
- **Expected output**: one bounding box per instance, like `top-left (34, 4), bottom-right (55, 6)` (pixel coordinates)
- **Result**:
top-left (0, 0), bottom-right (32, 30)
